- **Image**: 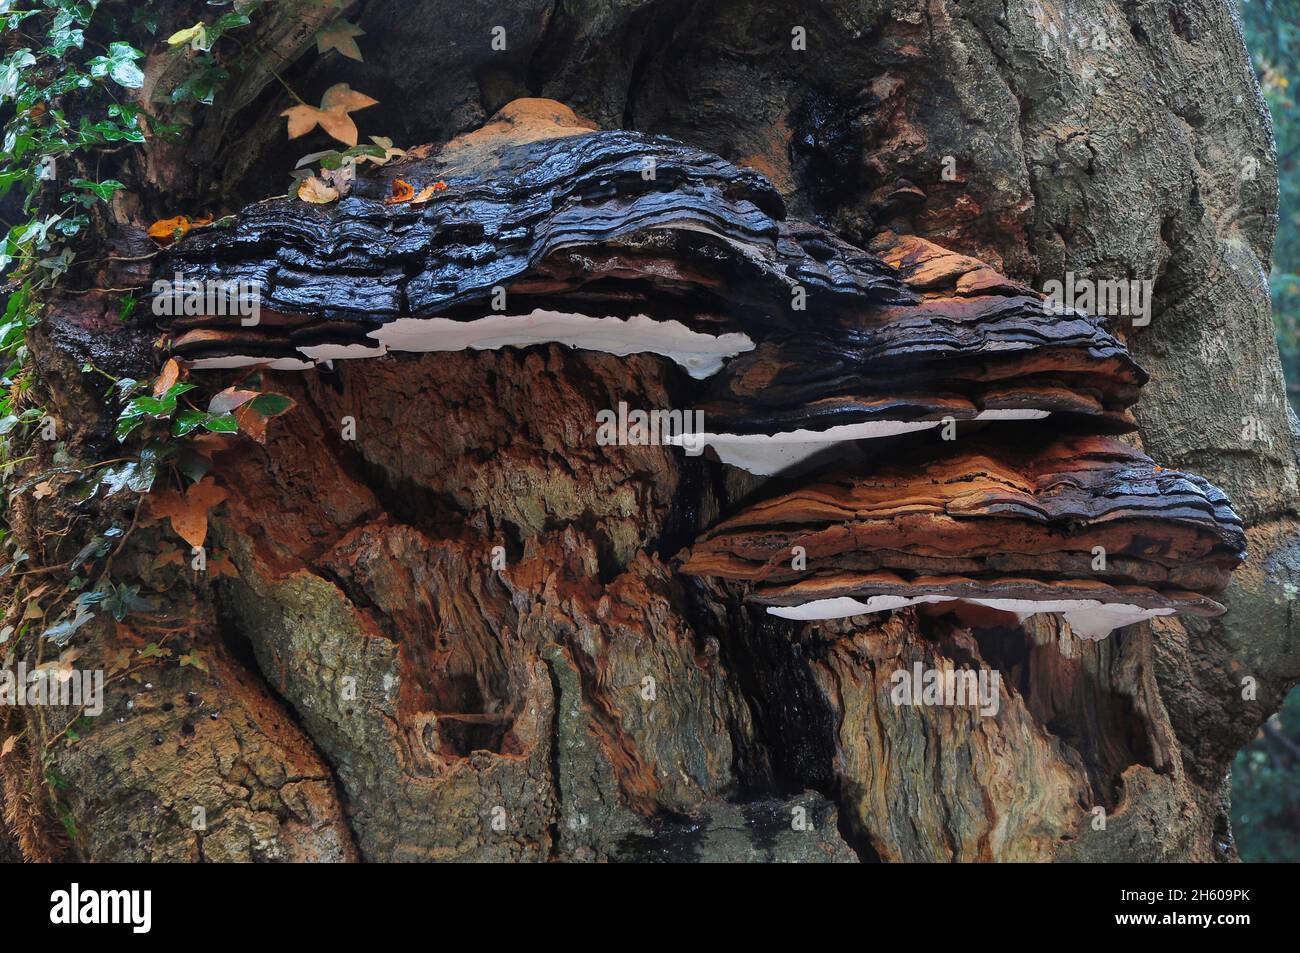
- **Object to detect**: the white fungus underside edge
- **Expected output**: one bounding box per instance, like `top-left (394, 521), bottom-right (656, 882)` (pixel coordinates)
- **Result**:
top-left (189, 311), bottom-right (756, 380)
top-left (665, 410), bottom-right (1052, 475)
top-left (767, 594), bottom-right (1177, 640)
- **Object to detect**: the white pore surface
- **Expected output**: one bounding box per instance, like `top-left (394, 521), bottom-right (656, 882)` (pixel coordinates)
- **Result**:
top-left (666, 410), bottom-right (1051, 476)
top-left (370, 311), bottom-right (755, 379)
top-left (190, 355), bottom-right (316, 371)
top-left (190, 311), bottom-right (755, 379)
top-left (767, 593), bottom-right (1176, 640)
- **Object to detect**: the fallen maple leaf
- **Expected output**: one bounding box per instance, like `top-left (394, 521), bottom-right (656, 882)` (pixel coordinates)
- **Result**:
top-left (153, 546), bottom-right (185, 569)
top-left (384, 178), bottom-right (416, 204)
top-left (114, 621), bottom-right (147, 646)
top-left (411, 181), bottom-right (448, 204)
top-left (147, 215), bottom-right (213, 244)
top-left (144, 477), bottom-right (228, 548)
top-left (281, 83), bottom-right (378, 147)
top-left (210, 552), bottom-right (240, 579)
top-left (107, 647), bottom-right (132, 676)
top-left (297, 175), bottom-right (339, 204)
top-left (316, 19), bottom-right (365, 61)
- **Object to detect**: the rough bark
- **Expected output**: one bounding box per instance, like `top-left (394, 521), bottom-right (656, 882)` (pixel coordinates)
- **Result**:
top-left (5, 0), bottom-right (1296, 863)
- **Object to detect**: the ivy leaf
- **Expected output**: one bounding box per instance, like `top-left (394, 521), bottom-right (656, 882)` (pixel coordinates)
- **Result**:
top-left (43, 614), bottom-right (92, 644)
top-left (171, 409), bottom-right (208, 437)
top-left (248, 393), bottom-right (295, 417)
top-left (102, 583), bottom-right (155, 622)
top-left (116, 381), bottom-right (196, 441)
top-left (70, 178), bottom-right (125, 203)
top-left (356, 136), bottom-right (405, 166)
top-left (202, 413), bottom-right (238, 434)
top-left (87, 42), bottom-right (145, 90)
top-left (167, 23), bottom-right (210, 51)
top-left (208, 387), bottom-right (258, 415)
top-left (179, 651), bottom-right (209, 673)
top-left (45, 10), bottom-right (83, 56)
top-left (169, 58), bottom-right (229, 106)
top-left (0, 50), bottom-right (36, 103)
top-left (315, 19), bottom-right (365, 61)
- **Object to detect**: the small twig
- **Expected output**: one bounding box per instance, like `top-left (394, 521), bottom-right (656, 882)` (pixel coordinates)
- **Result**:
top-left (63, 286), bottom-right (144, 295)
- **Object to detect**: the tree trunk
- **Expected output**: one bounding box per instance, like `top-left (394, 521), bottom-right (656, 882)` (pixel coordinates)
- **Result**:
top-left (4, 0), bottom-right (1296, 863)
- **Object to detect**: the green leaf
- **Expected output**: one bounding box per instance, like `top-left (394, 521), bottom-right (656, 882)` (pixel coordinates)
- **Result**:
top-left (249, 393), bottom-right (295, 417)
top-left (171, 409), bottom-right (208, 437)
top-left (102, 583), bottom-right (154, 621)
top-left (202, 413), bottom-right (239, 433)
top-left (69, 178), bottom-right (125, 202)
top-left (179, 651), bottom-right (209, 673)
top-left (105, 42), bottom-right (144, 90)
top-left (0, 49), bottom-right (36, 103)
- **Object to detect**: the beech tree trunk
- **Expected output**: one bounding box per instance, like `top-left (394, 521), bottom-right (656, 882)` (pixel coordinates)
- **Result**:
top-left (4, 0), bottom-right (1298, 863)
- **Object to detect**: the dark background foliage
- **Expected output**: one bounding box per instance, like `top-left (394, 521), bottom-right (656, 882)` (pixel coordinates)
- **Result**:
top-left (1232, 0), bottom-right (1300, 863)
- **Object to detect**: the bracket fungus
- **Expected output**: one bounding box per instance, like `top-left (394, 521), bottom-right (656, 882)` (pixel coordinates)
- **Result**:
top-left (681, 433), bottom-right (1246, 638)
top-left (155, 99), bottom-right (908, 379)
top-left (156, 101), bottom-right (1146, 478)
top-left (153, 98), bottom-right (1246, 640)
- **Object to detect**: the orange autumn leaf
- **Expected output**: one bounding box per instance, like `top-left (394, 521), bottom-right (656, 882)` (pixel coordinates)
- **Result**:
top-left (146, 215), bottom-right (212, 244)
top-left (315, 19), bottom-right (365, 61)
top-left (297, 175), bottom-right (339, 204)
top-left (152, 358), bottom-right (182, 397)
top-left (153, 546), bottom-right (185, 569)
top-left (210, 552), bottom-right (240, 579)
top-left (143, 477), bottom-right (228, 548)
top-left (280, 83), bottom-right (378, 147)
top-left (234, 402), bottom-right (268, 444)
top-left (383, 178), bottom-right (415, 204)
top-left (189, 431), bottom-right (239, 456)
top-left (411, 181), bottom-right (447, 204)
